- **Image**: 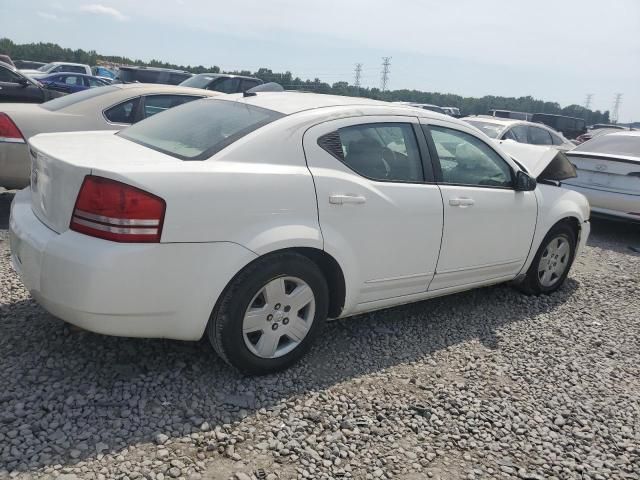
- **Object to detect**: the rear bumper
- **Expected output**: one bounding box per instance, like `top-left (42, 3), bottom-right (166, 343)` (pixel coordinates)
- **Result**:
top-left (562, 183), bottom-right (640, 221)
top-left (9, 188), bottom-right (257, 340)
top-left (0, 142), bottom-right (30, 189)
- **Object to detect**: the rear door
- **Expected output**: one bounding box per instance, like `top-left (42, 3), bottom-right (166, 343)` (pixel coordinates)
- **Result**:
top-left (303, 116), bottom-right (444, 305)
top-left (421, 120), bottom-right (537, 290)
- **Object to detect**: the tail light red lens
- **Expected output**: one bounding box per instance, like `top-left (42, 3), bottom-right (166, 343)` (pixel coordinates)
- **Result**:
top-left (70, 175), bottom-right (166, 243)
top-left (0, 113), bottom-right (25, 143)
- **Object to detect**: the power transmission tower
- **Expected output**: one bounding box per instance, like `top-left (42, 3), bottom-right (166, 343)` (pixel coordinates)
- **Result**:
top-left (354, 63), bottom-right (363, 95)
top-left (380, 57), bottom-right (391, 92)
top-left (612, 93), bottom-right (623, 123)
top-left (584, 94), bottom-right (593, 110)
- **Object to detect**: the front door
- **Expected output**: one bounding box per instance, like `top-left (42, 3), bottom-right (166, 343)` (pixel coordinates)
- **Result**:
top-left (303, 116), bottom-right (444, 307)
top-left (421, 121), bottom-right (538, 290)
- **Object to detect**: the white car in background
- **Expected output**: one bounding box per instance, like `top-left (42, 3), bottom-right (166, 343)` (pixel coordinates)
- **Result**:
top-left (464, 116), bottom-right (575, 151)
top-left (0, 84), bottom-right (221, 189)
top-left (10, 93), bottom-right (590, 374)
top-left (562, 131), bottom-right (640, 221)
top-left (19, 61), bottom-right (92, 78)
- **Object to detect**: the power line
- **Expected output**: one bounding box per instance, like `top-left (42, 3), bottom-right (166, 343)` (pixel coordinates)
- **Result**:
top-left (354, 63), bottom-right (363, 95)
top-left (612, 93), bottom-right (623, 123)
top-left (584, 94), bottom-right (593, 110)
top-left (380, 57), bottom-right (391, 92)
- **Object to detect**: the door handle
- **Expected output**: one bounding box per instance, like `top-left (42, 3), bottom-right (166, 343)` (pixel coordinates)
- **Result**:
top-left (329, 194), bottom-right (366, 205)
top-left (449, 197), bottom-right (475, 207)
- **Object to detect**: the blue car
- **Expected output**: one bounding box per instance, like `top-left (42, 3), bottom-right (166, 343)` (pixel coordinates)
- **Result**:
top-left (37, 73), bottom-right (111, 94)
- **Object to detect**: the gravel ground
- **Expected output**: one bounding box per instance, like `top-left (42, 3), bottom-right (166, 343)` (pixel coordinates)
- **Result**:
top-left (1, 190), bottom-right (639, 480)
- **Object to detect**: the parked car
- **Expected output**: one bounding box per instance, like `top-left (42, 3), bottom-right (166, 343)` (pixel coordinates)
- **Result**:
top-left (0, 61), bottom-right (64, 104)
top-left (442, 107), bottom-right (461, 117)
top-left (20, 62), bottom-right (92, 77)
top-left (463, 116), bottom-right (575, 151)
top-left (0, 84), bottom-right (221, 189)
top-left (13, 60), bottom-right (46, 70)
top-left (562, 131), bottom-right (640, 221)
top-left (179, 73), bottom-right (263, 93)
top-left (531, 113), bottom-right (587, 140)
top-left (92, 66), bottom-right (116, 80)
top-left (488, 109), bottom-right (532, 121)
top-left (115, 66), bottom-right (192, 85)
top-left (38, 73), bottom-right (111, 94)
top-left (9, 92), bottom-right (590, 374)
top-left (575, 127), bottom-right (621, 144)
top-left (0, 54), bottom-right (14, 67)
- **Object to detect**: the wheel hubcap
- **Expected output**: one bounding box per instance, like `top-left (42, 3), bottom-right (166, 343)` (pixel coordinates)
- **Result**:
top-left (538, 236), bottom-right (570, 288)
top-left (242, 276), bottom-right (316, 359)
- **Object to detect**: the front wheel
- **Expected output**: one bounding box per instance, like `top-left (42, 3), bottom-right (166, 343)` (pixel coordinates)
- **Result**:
top-left (207, 252), bottom-right (328, 375)
top-left (518, 223), bottom-right (577, 295)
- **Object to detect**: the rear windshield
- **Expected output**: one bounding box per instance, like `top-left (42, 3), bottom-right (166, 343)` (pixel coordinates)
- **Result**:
top-left (41, 85), bottom-right (118, 111)
top-left (118, 99), bottom-right (284, 160)
top-left (574, 134), bottom-right (640, 157)
top-left (466, 120), bottom-right (503, 138)
top-left (180, 74), bottom-right (217, 88)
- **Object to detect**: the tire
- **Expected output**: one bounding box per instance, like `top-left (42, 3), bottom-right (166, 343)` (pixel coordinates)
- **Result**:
top-left (207, 252), bottom-right (329, 375)
top-left (518, 223), bottom-right (577, 295)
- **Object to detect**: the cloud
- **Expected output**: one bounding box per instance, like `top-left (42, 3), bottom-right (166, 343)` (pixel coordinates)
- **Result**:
top-left (80, 4), bottom-right (129, 21)
top-left (37, 11), bottom-right (66, 21)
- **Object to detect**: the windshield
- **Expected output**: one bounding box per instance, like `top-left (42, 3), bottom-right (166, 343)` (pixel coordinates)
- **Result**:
top-left (118, 99), bottom-right (284, 160)
top-left (37, 63), bottom-right (56, 72)
top-left (179, 74), bottom-right (217, 88)
top-left (40, 85), bottom-right (118, 111)
top-left (466, 120), bottom-right (503, 139)
top-left (574, 134), bottom-right (640, 157)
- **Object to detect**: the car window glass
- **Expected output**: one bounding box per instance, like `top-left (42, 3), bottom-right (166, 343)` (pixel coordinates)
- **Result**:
top-left (69, 66), bottom-right (86, 73)
top-left (87, 77), bottom-right (104, 87)
top-left (240, 79), bottom-right (260, 91)
top-left (529, 127), bottom-right (553, 145)
top-left (143, 95), bottom-right (202, 118)
top-left (429, 126), bottom-right (512, 188)
top-left (0, 66), bottom-right (22, 83)
top-left (550, 133), bottom-right (564, 146)
top-left (321, 123), bottom-right (423, 182)
top-left (104, 97), bottom-right (141, 124)
top-left (506, 125), bottom-right (529, 142)
top-left (209, 77), bottom-right (237, 93)
top-left (64, 75), bottom-right (82, 86)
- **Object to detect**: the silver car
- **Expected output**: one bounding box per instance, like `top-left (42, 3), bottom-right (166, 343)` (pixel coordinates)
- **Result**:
top-left (0, 84), bottom-right (221, 189)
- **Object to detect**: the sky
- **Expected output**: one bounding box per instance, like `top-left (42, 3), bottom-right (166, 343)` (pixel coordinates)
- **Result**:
top-left (1, 0), bottom-right (639, 122)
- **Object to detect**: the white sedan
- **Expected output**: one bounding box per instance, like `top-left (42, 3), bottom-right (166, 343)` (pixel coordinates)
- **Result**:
top-left (9, 93), bottom-right (590, 374)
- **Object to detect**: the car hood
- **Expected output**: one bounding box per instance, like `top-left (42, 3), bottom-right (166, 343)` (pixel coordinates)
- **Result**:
top-left (19, 69), bottom-right (46, 76)
top-left (496, 140), bottom-right (577, 181)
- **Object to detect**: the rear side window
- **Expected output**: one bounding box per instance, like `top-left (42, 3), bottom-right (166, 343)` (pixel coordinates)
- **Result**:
top-left (209, 77), bottom-right (238, 93)
top-left (118, 99), bottom-right (284, 160)
top-left (319, 123), bottom-right (423, 182)
top-left (142, 94), bottom-right (202, 118)
top-left (573, 134), bottom-right (640, 156)
top-left (504, 125), bottom-right (528, 142)
top-left (104, 97), bottom-right (141, 124)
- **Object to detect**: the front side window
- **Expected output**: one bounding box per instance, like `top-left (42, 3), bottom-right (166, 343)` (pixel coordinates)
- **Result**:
top-left (429, 126), bottom-right (512, 188)
top-left (104, 97), bottom-right (141, 124)
top-left (319, 123), bottom-right (424, 182)
top-left (503, 125), bottom-right (528, 143)
top-left (119, 99), bottom-right (283, 160)
top-left (209, 77), bottom-right (238, 93)
top-left (142, 94), bottom-right (202, 118)
top-left (529, 127), bottom-right (553, 145)
top-left (0, 66), bottom-right (22, 83)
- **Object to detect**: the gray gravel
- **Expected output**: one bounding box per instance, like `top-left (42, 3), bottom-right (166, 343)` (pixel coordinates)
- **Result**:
top-left (1, 193), bottom-right (639, 480)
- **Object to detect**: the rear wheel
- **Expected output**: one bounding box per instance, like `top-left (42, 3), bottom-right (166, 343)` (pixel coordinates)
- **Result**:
top-left (518, 223), bottom-right (577, 295)
top-left (207, 252), bottom-right (328, 375)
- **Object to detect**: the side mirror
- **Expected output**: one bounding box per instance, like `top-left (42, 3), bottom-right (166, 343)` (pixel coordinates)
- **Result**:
top-left (515, 170), bottom-right (537, 191)
top-left (17, 77), bottom-right (30, 88)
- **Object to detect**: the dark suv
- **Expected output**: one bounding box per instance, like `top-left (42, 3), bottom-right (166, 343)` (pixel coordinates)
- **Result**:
top-left (115, 66), bottom-right (193, 85)
top-left (179, 73), bottom-right (263, 93)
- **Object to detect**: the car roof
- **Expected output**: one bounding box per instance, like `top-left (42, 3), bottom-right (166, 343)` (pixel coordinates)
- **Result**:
top-left (191, 73), bottom-right (260, 81)
top-left (211, 92), bottom-right (461, 124)
top-left (118, 65), bottom-right (190, 73)
top-left (40, 72), bottom-right (104, 78)
top-left (463, 116), bottom-right (520, 126)
top-left (50, 62), bottom-right (87, 67)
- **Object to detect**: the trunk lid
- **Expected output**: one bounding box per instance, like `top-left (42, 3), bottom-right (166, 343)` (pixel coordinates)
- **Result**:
top-left (28, 130), bottom-right (179, 233)
top-left (563, 152), bottom-right (640, 194)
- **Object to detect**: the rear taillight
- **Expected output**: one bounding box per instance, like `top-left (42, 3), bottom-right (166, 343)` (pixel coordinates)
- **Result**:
top-left (70, 175), bottom-right (165, 243)
top-left (0, 113), bottom-right (25, 144)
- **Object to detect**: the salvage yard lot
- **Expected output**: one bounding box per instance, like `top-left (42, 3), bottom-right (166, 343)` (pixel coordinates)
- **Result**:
top-left (0, 190), bottom-right (638, 480)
